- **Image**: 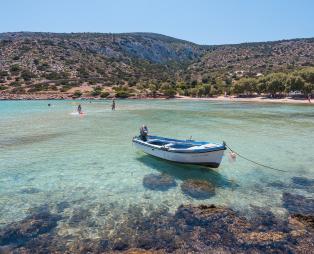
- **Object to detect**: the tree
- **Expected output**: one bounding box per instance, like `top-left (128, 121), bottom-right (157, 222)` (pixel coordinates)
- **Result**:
top-left (297, 67), bottom-right (314, 84)
top-left (256, 77), bottom-right (267, 94)
top-left (210, 86), bottom-right (218, 96)
top-left (190, 80), bottom-right (198, 88)
top-left (303, 82), bottom-right (314, 94)
top-left (202, 84), bottom-right (211, 96)
top-left (265, 73), bottom-right (287, 97)
top-left (201, 75), bottom-right (210, 84)
top-left (189, 87), bottom-right (198, 97)
top-left (197, 86), bottom-right (205, 97)
top-left (286, 75), bottom-right (305, 92)
top-left (163, 88), bottom-right (176, 98)
top-left (149, 84), bottom-right (157, 97)
top-left (295, 68), bottom-right (314, 95)
top-left (233, 78), bottom-right (257, 95)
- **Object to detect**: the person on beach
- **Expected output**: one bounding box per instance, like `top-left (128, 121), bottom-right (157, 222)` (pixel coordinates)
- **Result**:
top-left (77, 104), bottom-right (82, 114)
top-left (112, 99), bottom-right (116, 111)
top-left (308, 93), bottom-right (311, 103)
top-left (48, 103), bottom-right (51, 107)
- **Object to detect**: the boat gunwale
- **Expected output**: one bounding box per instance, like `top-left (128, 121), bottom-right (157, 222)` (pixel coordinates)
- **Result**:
top-left (132, 136), bottom-right (226, 154)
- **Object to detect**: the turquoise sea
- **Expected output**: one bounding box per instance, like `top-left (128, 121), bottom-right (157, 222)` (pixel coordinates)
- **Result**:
top-left (0, 99), bottom-right (313, 243)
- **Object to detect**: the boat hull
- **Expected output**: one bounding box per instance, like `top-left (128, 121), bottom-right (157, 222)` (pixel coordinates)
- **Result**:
top-left (133, 140), bottom-right (225, 168)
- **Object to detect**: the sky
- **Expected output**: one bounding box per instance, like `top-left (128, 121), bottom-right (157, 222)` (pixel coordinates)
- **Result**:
top-left (1, 0), bottom-right (313, 45)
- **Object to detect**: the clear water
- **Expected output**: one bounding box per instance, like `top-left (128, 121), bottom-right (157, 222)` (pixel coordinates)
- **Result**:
top-left (0, 99), bottom-right (313, 233)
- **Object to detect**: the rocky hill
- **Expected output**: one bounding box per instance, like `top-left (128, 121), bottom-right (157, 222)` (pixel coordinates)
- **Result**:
top-left (0, 32), bottom-right (313, 98)
top-left (186, 38), bottom-right (314, 81)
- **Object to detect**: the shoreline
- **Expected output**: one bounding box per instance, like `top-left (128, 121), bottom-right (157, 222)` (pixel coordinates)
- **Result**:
top-left (0, 93), bottom-right (312, 105)
top-left (176, 95), bottom-right (313, 105)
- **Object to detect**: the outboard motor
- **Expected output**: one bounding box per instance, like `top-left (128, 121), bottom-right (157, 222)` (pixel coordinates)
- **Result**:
top-left (140, 125), bottom-right (148, 141)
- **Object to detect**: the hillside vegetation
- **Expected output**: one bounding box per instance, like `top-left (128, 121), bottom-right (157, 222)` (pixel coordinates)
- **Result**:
top-left (0, 32), bottom-right (313, 98)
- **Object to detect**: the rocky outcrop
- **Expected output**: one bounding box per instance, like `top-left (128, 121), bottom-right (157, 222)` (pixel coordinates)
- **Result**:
top-left (0, 193), bottom-right (313, 253)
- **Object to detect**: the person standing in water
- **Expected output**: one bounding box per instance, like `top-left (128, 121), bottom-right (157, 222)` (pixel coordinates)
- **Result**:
top-left (112, 99), bottom-right (116, 111)
top-left (77, 104), bottom-right (82, 114)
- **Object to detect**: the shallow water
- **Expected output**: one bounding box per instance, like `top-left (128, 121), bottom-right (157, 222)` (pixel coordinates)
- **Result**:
top-left (0, 100), bottom-right (313, 234)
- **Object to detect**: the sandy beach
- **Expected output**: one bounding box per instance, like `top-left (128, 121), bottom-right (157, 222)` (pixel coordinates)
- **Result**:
top-left (1, 92), bottom-right (312, 105)
top-left (176, 95), bottom-right (313, 105)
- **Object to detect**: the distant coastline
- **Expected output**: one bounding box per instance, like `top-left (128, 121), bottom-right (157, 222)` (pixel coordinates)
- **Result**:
top-left (1, 33), bottom-right (313, 105)
top-left (0, 93), bottom-right (312, 105)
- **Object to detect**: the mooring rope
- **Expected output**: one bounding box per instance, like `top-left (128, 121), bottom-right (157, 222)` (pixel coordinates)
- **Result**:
top-left (225, 143), bottom-right (288, 172)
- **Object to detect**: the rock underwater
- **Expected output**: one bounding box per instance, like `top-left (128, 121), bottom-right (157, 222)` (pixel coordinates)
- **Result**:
top-left (181, 179), bottom-right (215, 199)
top-left (143, 173), bottom-right (177, 191)
top-left (0, 193), bottom-right (313, 253)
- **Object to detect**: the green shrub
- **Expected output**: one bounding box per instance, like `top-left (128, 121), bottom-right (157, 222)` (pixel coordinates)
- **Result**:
top-left (21, 70), bottom-right (35, 81)
top-left (9, 81), bottom-right (21, 87)
top-left (115, 91), bottom-right (130, 98)
top-left (91, 89), bottom-right (101, 96)
top-left (45, 71), bottom-right (69, 80)
top-left (100, 92), bottom-right (110, 98)
top-left (91, 86), bottom-right (103, 96)
top-left (60, 86), bottom-right (71, 92)
top-left (10, 87), bottom-right (26, 94)
top-left (73, 90), bottom-right (82, 98)
top-left (10, 64), bottom-right (21, 75)
top-left (49, 85), bottom-right (58, 91)
top-left (0, 71), bottom-right (8, 77)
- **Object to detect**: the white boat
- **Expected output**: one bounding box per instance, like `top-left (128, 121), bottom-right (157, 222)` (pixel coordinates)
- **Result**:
top-left (133, 135), bottom-right (226, 168)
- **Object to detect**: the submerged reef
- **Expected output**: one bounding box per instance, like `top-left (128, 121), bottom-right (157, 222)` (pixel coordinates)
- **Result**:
top-left (0, 209), bottom-right (61, 247)
top-left (291, 177), bottom-right (314, 193)
top-left (0, 192), bottom-right (313, 253)
top-left (268, 176), bottom-right (314, 193)
top-left (282, 192), bottom-right (314, 216)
